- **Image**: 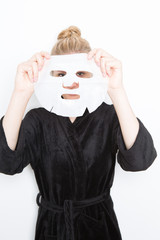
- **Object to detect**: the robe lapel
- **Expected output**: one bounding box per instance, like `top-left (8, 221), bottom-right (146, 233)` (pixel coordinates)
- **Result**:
top-left (57, 109), bottom-right (89, 200)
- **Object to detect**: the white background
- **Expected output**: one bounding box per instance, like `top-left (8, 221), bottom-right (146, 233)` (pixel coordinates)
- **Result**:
top-left (0, 0), bottom-right (159, 239)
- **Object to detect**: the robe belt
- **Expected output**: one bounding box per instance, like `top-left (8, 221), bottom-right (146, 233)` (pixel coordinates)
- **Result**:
top-left (36, 188), bottom-right (110, 240)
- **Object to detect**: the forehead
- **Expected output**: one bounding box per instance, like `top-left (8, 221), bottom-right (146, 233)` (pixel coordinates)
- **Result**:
top-left (48, 53), bottom-right (96, 72)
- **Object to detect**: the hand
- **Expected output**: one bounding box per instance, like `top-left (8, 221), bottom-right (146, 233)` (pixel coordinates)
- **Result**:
top-left (87, 48), bottom-right (123, 91)
top-left (14, 51), bottom-right (50, 94)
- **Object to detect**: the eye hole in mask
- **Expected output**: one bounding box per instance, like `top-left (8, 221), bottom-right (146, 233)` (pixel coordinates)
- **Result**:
top-left (50, 70), bottom-right (93, 78)
top-left (50, 70), bottom-right (66, 77)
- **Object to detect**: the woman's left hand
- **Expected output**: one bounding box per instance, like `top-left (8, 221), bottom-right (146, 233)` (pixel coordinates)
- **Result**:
top-left (87, 48), bottom-right (123, 91)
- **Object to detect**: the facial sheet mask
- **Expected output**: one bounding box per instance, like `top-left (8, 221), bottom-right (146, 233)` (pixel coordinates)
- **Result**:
top-left (34, 53), bottom-right (110, 117)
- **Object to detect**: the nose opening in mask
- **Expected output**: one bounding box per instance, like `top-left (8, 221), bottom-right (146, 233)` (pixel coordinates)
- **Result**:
top-left (62, 82), bottom-right (79, 88)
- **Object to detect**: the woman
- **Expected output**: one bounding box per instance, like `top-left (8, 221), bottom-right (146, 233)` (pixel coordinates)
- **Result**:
top-left (0, 26), bottom-right (157, 240)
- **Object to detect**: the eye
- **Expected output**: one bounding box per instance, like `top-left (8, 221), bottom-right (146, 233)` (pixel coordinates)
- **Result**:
top-left (50, 70), bottom-right (66, 77)
top-left (58, 73), bottom-right (65, 77)
top-left (76, 72), bottom-right (84, 76)
top-left (76, 71), bottom-right (93, 78)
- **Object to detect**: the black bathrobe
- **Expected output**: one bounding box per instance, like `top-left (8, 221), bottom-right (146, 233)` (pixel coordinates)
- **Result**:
top-left (0, 102), bottom-right (157, 240)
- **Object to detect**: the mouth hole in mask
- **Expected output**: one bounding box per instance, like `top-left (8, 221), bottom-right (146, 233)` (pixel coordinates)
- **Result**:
top-left (61, 94), bottom-right (80, 99)
top-left (50, 70), bottom-right (93, 78)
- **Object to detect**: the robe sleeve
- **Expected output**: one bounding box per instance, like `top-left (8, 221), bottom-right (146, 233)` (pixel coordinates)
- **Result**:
top-left (112, 111), bottom-right (157, 171)
top-left (0, 109), bottom-right (39, 175)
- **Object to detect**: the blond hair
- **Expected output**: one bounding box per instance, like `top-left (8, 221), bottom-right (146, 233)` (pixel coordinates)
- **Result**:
top-left (51, 26), bottom-right (91, 55)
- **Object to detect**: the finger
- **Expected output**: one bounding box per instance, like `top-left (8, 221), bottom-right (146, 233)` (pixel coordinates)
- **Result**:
top-left (32, 62), bottom-right (38, 81)
top-left (104, 61), bottom-right (114, 77)
top-left (23, 64), bottom-right (34, 82)
top-left (28, 68), bottom-right (34, 81)
top-left (102, 55), bottom-right (115, 62)
top-left (94, 49), bottom-right (115, 60)
top-left (87, 48), bottom-right (98, 59)
top-left (30, 51), bottom-right (50, 62)
top-left (100, 58), bottom-right (106, 77)
top-left (94, 50), bottom-right (104, 66)
top-left (105, 63), bottom-right (111, 77)
top-left (100, 51), bottom-right (114, 59)
top-left (40, 51), bottom-right (51, 59)
top-left (35, 53), bottom-right (45, 70)
top-left (106, 59), bottom-right (121, 70)
top-left (36, 52), bottom-right (51, 70)
top-left (18, 63), bottom-right (33, 80)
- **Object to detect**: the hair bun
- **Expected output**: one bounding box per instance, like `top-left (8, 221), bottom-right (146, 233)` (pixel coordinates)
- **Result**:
top-left (57, 26), bottom-right (81, 40)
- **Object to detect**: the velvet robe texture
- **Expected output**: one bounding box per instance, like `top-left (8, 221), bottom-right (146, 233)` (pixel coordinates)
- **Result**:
top-left (0, 102), bottom-right (157, 240)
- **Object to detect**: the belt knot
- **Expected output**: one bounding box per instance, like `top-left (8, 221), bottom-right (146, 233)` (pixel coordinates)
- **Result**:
top-left (36, 188), bottom-right (110, 240)
top-left (63, 200), bottom-right (74, 240)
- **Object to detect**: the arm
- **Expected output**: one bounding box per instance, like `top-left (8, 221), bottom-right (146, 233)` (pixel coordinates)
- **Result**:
top-left (2, 90), bottom-right (32, 151)
top-left (0, 51), bottom-right (50, 175)
top-left (0, 89), bottom-right (35, 175)
top-left (87, 48), bottom-right (139, 150)
top-left (88, 48), bottom-right (157, 171)
top-left (2, 51), bottom-right (50, 151)
top-left (107, 87), bottom-right (139, 150)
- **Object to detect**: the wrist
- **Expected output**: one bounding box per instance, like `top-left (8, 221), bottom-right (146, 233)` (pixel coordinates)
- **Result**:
top-left (13, 88), bottom-right (34, 99)
top-left (107, 86), bottom-right (125, 96)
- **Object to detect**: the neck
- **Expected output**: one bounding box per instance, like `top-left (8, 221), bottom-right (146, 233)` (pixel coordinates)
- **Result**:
top-left (69, 117), bottom-right (76, 123)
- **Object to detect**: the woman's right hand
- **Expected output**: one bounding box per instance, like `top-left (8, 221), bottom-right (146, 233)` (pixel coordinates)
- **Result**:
top-left (14, 51), bottom-right (51, 95)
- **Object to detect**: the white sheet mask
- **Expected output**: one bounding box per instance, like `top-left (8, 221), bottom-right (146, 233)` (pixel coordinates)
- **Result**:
top-left (34, 53), bottom-right (109, 117)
